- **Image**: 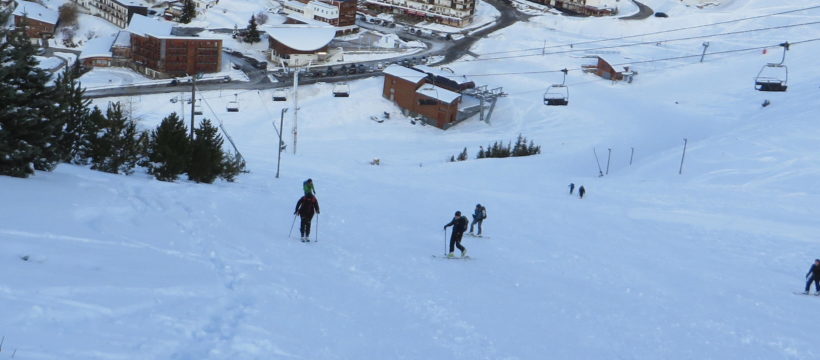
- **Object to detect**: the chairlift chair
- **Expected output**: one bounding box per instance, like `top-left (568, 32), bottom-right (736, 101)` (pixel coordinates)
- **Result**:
top-left (755, 64), bottom-right (788, 92)
top-left (272, 89), bottom-right (287, 102)
top-left (333, 83), bottom-right (350, 97)
top-left (194, 103), bottom-right (203, 115)
top-left (543, 68), bottom-right (569, 106)
top-left (754, 42), bottom-right (789, 92)
top-left (226, 94), bottom-right (239, 112)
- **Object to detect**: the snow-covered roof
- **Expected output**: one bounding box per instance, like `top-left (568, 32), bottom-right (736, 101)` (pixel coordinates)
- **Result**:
top-left (586, 54), bottom-right (634, 69)
top-left (414, 65), bottom-right (472, 85)
top-left (13, 1), bottom-right (58, 25)
top-left (416, 84), bottom-right (461, 104)
top-left (283, 0), bottom-right (307, 10)
top-left (79, 36), bottom-right (114, 60)
top-left (264, 25), bottom-right (336, 52)
top-left (113, 30), bottom-right (131, 47)
top-left (383, 64), bottom-right (426, 83)
top-left (127, 14), bottom-right (173, 37)
top-left (286, 13), bottom-right (330, 26)
top-left (112, 0), bottom-right (149, 7)
top-left (311, 1), bottom-right (336, 10)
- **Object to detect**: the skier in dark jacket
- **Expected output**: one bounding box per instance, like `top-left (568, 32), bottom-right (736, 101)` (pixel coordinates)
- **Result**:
top-left (804, 259), bottom-right (820, 294)
top-left (294, 193), bottom-right (320, 242)
top-left (578, 185), bottom-right (586, 199)
top-left (444, 211), bottom-right (469, 258)
top-left (569, 183), bottom-right (575, 195)
top-left (469, 204), bottom-right (486, 236)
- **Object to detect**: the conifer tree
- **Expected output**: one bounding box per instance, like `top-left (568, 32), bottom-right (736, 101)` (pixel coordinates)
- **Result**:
top-left (0, 19), bottom-right (62, 177)
top-left (89, 103), bottom-right (143, 174)
top-left (220, 152), bottom-right (246, 182)
top-left (188, 119), bottom-right (224, 183)
top-left (55, 62), bottom-right (91, 164)
top-left (180, 0), bottom-right (196, 24)
top-left (146, 112), bottom-right (190, 181)
top-left (457, 147), bottom-right (468, 161)
top-left (244, 15), bottom-right (261, 43)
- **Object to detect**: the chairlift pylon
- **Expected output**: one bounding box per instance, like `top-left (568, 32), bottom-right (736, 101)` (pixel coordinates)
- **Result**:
top-left (544, 68), bottom-right (569, 106)
top-left (755, 42), bottom-right (789, 92)
top-left (333, 83), bottom-right (350, 97)
top-left (272, 88), bottom-right (287, 102)
top-left (226, 94), bottom-right (239, 112)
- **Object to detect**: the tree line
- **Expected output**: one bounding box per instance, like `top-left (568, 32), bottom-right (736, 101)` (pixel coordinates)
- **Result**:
top-left (0, 18), bottom-right (245, 182)
top-left (450, 134), bottom-right (542, 162)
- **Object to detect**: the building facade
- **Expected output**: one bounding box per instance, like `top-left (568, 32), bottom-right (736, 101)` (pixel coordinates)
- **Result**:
top-left (266, 25), bottom-right (338, 67)
top-left (528, 0), bottom-right (616, 16)
top-left (281, 0), bottom-right (358, 33)
top-left (128, 14), bottom-right (221, 78)
top-left (364, 0), bottom-right (476, 27)
top-left (72, 0), bottom-right (148, 28)
top-left (382, 65), bottom-right (462, 129)
top-left (12, 1), bottom-right (58, 45)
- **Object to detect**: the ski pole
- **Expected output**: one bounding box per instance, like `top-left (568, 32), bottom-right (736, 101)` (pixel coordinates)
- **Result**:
top-left (315, 213), bottom-right (319, 242)
top-left (289, 214), bottom-right (297, 238)
top-left (444, 228), bottom-right (448, 256)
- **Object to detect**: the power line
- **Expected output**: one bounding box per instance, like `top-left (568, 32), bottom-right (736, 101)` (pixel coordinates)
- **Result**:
top-left (475, 4), bottom-right (820, 57)
top-left (193, 84), bottom-right (243, 159)
top-left (460, 21), bottom-right (820, 63)
top-left (459, 37), bottom-right (820, 77)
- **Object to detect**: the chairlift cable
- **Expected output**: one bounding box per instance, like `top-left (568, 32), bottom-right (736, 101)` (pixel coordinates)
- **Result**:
top-left (462, 21), bottom-right (820, 63)
top-left (474, 5), bottom-right (820, 57)
top-left (193, 84), bottom-right (243, 159)
top-left (460, 37), bottom-right (820, 77)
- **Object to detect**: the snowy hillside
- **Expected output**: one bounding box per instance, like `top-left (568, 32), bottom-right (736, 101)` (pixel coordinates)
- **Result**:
top-left (3, 0), bottom-right (820, 359)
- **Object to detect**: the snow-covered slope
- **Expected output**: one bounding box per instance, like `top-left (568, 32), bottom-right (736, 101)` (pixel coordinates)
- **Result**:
top-left (2, 0), bottom-right (820, 359)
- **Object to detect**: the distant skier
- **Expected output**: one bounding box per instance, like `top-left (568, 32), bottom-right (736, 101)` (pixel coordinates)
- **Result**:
top-left (569, 183), bottom-right (575, 195)
top-left (303, 178), bottom-right (316, 196)
top-left (294, 193), bottom-right (320, 242)
top-left (804, 259), bottom-right (820, 295)
top-left (578, 185), bottom-right (586, 199)
top-left (444, 211), bottom-right (469, 258)
top-left (469, 204), bottom-right (487, 236)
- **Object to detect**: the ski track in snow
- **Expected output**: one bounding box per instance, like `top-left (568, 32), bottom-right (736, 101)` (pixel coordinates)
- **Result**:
top-left (4, 0), bottom-right (820, 358)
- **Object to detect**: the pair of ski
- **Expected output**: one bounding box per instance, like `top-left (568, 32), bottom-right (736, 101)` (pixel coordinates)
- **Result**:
top-left (432, 254), bottom-right (471, 260)
top-left (793, 292), bottom-right (820, 297)
top-left (465, 233), bottom-right (488, 238)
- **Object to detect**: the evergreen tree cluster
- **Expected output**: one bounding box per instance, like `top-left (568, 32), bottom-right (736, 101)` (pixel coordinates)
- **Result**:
top-left (0, 18), bottom-right (246, 183)
top-left (477, 134), bottom-right (541, 159)
top-left (449, 135), bottom-right (541, 163)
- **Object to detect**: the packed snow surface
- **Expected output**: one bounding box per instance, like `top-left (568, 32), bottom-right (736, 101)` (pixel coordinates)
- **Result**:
top-left (3, 0), bottom-right (820, 359)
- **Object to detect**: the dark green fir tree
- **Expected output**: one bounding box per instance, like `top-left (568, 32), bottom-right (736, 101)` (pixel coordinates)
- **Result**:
top-left (89, 103), bottom-right (143, 174)
top-left (244, 16), bottom-right (261, 43)
top-left (54, 62), bottom-right (91, 164)
top-left (146, 112), bottom-right (190, 181)
top-left (180, 0), bottom-right (196, 24)
top-left (188, 119), bottom-right (224, 183)
top-left (0, 18), bottom-right (62, 177)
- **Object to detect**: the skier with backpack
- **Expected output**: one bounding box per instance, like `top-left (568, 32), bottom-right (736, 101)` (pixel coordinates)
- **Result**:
top-left (294, 193), bottom-right (320, 242)
top-left (469, 204), bottom-right (487, 236)
top-left (443, 211), bottom-right (469, 258)
top-left (804, 259), bottom-right (820, 295)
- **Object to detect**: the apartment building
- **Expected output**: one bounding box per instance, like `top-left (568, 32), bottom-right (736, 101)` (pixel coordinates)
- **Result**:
top-left (364, 0), bottom-right (476, 27)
